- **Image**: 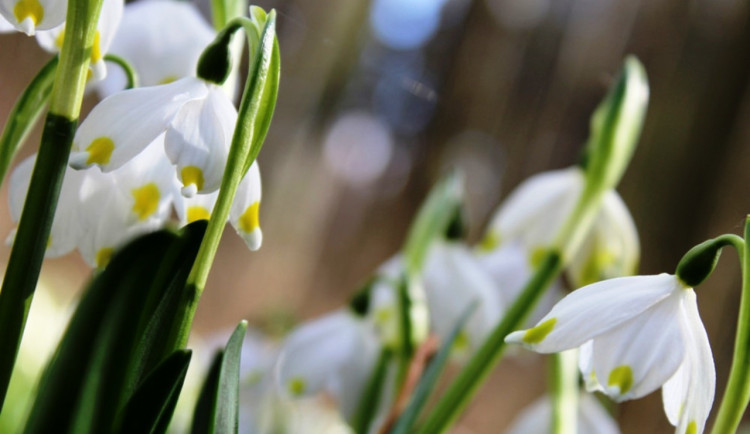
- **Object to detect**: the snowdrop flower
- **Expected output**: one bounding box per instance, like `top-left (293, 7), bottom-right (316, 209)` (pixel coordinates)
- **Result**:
top-left (35, 0), bottom-right (123, 80)
top-left (0, 0), bottom-right (66, 35)
top-left (506, 274), bottom-right (714, 434)
top-left (275, 309), bottom-right (380, 421)
top-left (70, 75), bottom-right (235, 197)
top-left (480, 167), bottom-right (639, 288)
top-left (97, 0), bottom-right (215, 97)
top-left (506, 393), bottom-right (620, 434)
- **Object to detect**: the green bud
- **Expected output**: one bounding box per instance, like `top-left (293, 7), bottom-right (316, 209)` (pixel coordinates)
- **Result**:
top-left (349, 276), bottom-right (376, 317)
top-left (583, 56), bottom-right (649, 194)
top-left (675, 234), bottom-right (744, 287)
top-left (196, 24), bottom-right (238, 85)
top-left (445, 205), bottom-right (468, 241)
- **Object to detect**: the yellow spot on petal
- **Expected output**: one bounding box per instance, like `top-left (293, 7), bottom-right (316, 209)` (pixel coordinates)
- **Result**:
top-left (13, 0), bottom-right (43, 26)
top-left (181, 166), bottom-right (204, 192)
top-left (522, 318), bottom-right (556, 344)
top-left (131, 183), bottom-right (160, 220)
top-left (187, 206), bottom-right (210, 223)
top-left (607, 365), bottom-right (634, 395)
top-left (86, 137), bottom-right (115, 165)
top-left (90, 31), bottom-right (102, 62)
top-left (477, 231), bottom-right (500, 252)
top-left (55, 28), bottom-right (65, 49)
top-left (96, 247), bottom-right (114, 268)
top-left (159, 75), bottom-right (179, 85)
top-left (238, 202), bottom-right (260, 233)
top-left (452, 330), bottom-right (471, 353)
top-left (685, 421), bottom-right (697, 434)
top-left (288, 377), bottom-right (306, 396)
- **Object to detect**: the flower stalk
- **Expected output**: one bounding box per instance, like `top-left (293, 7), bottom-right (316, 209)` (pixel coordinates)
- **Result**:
top-left (711, 216), bottom-right (750, 434)
top-left (0, 0), bottom-right (104, 410)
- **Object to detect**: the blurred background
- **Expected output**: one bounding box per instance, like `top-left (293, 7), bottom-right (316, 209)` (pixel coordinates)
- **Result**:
top-left (2, 0), bottom-right (750, 432)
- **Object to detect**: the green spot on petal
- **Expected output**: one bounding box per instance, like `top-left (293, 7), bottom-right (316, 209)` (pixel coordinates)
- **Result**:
top-left (288, 377), bottom-right (306, 396)
top-left (477, 231), bottom-right (500, 252)
top-left (607, 365), bottom-right (633, 395)
top-left (522, 318), bottom-right (556, 344)
top-left (685, 421), bottom-right (697, 434)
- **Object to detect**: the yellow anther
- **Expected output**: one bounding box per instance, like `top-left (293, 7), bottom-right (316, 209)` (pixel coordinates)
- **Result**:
top-left (238, 202), bottom-right (260, 233)
top-left (288, 378), bottom-right (306, 396)
top-left (131, 183), bottom-right (160, 220)
top-left (522, 318), bottom-right (557, 344)
top-left (96, 247), bottom-right (114, 268)
top-left (86, 137), bottom-right (115, 165)
top-left (13, 0), bottom-right (44, 26)
top-left (607, 365), bottom-right (634, 395)
top-left (181, 166), bottom-right (204, 191)
top-left (187, 206), bottom-right (211, 223)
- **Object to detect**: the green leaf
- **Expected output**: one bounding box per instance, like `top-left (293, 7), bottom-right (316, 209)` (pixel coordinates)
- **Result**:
top-left (191, 321), bottom-right (248, 434)
top-left (391, 302), bottom-right (478, 434)
top-left (23, 223), bottom-right (206, 434)
top-left (117, 350), bottom-right (192, 434)
top-left (0, 56), bottom-right (57, 187)
top-left (402, 171), bottom-right (464, 276)
top-left (351, 348), bottom-right (393, 433)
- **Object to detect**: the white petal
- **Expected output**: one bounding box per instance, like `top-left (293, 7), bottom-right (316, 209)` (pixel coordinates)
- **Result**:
top-left (423, 241), bottom-right (502, 358)
top-left (568, 189), bottom-right (640, 288)
top-left (487, 167), bottom-right (582, 251)
top-left (71, 77), bottom-right (208, 171)
top-left (0, 0), bottom-right (66, 35)
top-left (164, 87), bottom-right (235, 195)
top-left (97, 0), bottom-right (215, 97)
top-left (230, 161), bottom-right (262, 250)
top-left (275, 310), bottom-right (379, 420)
top-left (588, 290), bottom-right (685, 401)
top-left (505, 274), bottom-right (678, 352)
top-left (174, 190), bottom-right (219, 226)
top-left (662, 289), bottom-right (715, 434)
top-left (0, 14), bottom-right (15, 31)
top-left (506, 394), bottom-right (621, 434)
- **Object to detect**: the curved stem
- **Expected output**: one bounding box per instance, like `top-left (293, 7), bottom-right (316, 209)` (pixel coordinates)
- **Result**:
top-left (711, 216), bottom-right (750, 434)
top-left (103, 54), bottom-right (138, 89)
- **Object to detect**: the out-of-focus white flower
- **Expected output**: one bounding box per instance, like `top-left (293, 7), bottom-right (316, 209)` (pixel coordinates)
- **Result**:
top-left (0, 0), bottom-right (66, 35)
top-left (35, 0), bottom-right (123, 80)
top-left (506, 393), bottom-right (620, 434)
top-left (480, 167), bottom-right (639, 288)
top-left (275, 310), bottom-right (380, 421)
top-left (506, 274), bottom-right (714, 434)
top-left (97, 0), bottom-right (215, 97)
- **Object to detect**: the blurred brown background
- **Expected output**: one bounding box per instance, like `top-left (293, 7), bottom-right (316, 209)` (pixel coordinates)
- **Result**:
top-left (2, 0), bottom-right (750, 432)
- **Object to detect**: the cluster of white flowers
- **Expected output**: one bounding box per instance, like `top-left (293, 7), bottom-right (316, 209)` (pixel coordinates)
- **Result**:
top-left (3, 0), bottom-right (263, 267)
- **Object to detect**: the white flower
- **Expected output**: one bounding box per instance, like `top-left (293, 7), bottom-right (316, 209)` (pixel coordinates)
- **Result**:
top-left (35, 0), bottom-right (123, 80)
top-left (480, 167), bottom-right (639, 288)
top-left (70, 76), bottom-right (237, 197)
top-left (506, 393), bottom-right (621, 434)
top-left (97, 0), bottom-right (215, 97)
top-left (275, 310), bottom-right (380, 421)
top-left (505, 274), bottom-right (715, 434)
top-left (0, 0), bottom-right (66, 35)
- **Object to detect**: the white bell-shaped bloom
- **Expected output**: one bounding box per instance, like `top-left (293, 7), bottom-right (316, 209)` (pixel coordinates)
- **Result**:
top-left (275, 309), bottom-right (380, 420)
top-left (97, 0), bottom-right (215, 97)
top-left (506, 393), bottom-right (620, 434)
top-left (71, 77), bottom-right (238, 197)
top-left (0, 0), bottom-right (65, 35)
top-left (229, 161), bottom-right (263, 250)
top-left (173, 189), bottom-right (218, 226)
top-left (506, 274), bottom-right (714, 434)
top-left (35, 0), bottom-right (123, 80)
top-left (482, 167), bottom-right (639, 288)
top-left (422, 240), bottom-right (502, 359)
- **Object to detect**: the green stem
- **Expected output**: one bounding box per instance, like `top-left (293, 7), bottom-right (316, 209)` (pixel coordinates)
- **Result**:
top-left (0, 56), bottom-right (57, 188)
top-left (165, 13), bottom-right (278, 350)
top-left (103, 54), bottom-right (138, 89)
top-left (551, 350), bottom-right (579, 434)
top-left (711, 216), bottom-right (750, 434)
top-left (415, 251), bottom-right (562, 433)
top-left (0, 0), bottom-right (103, 411)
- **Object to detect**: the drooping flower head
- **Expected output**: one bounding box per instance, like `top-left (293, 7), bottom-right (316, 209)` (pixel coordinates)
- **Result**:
top-left (506, 274), bottom-right (714, 434)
